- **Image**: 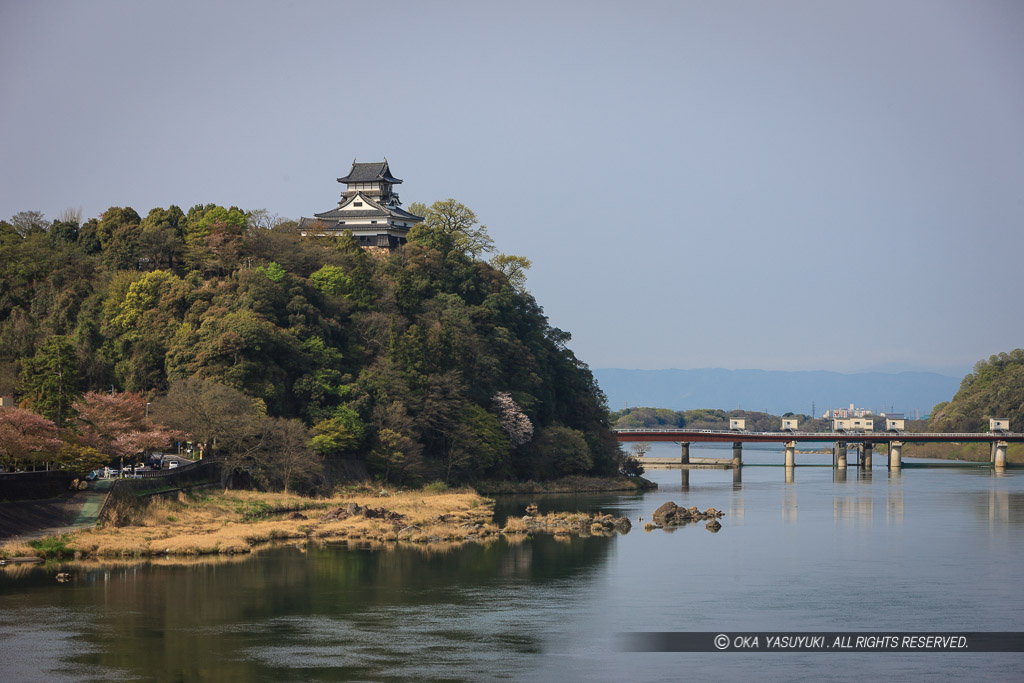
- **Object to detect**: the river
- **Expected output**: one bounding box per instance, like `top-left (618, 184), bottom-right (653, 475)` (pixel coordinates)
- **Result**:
top-left (2, 444), bottom-right (1022, 681)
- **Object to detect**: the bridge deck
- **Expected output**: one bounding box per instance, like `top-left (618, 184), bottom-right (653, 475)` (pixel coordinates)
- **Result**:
top-left (614, 429), bottom-right (1024, 444)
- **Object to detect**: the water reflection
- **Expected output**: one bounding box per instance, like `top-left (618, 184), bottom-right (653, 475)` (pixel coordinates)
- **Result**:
top-left (834, 494), bottom-right (873, 524)
top-left (886, 474), bottom-right (904, 524)
top-left (729, 471), bottom-right (745, 523)
top-left (5, 466), bottom-right (1024, 681)
top-left (1, 536), bottom-right (618, 681)
top-left (782, 471), bottom-right (798, 524)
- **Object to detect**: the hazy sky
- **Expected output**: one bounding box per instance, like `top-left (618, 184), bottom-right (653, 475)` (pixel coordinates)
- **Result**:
top-left (2, 1), bottom-right (1022, 376)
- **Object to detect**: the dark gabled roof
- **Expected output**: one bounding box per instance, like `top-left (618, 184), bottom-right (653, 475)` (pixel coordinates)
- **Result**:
top-left (337, 160), bottom-right (403, 185)
top-left (389, 206), bottom-right (424, 221)
top-left (314, 208), bottom-right (391, 219)
top-left (296, 217), bottom-right (412, 234)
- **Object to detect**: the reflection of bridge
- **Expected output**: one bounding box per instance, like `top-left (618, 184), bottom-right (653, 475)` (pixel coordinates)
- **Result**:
top-left (614, 429), bottom-right (1023, 469)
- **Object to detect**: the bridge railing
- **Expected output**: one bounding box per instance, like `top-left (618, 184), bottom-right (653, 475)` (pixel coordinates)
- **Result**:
top-left (612, 428), bottom-right (1023, 439)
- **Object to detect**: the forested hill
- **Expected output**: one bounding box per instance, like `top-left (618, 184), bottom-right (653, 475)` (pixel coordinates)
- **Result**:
top-left (929, 350), bottom-right (1024, 433)
top-left (0, 203), bottom-right (622, 485)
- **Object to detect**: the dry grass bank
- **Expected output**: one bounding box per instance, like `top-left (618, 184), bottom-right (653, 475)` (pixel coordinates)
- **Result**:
top-left (1, 484), bottom-right (641, 565)
top-left (0, 486), bottom-right (497, 560)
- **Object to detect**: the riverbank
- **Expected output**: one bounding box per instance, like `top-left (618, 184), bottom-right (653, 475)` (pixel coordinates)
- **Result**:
top-left (903, 441), bottom-right (1024, 463)
top-left (0, 483), bottom-right (636, 562)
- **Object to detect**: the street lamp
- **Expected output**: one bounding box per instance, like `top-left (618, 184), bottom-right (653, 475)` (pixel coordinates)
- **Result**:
top-left (145, 402), bottom-right (151, 418)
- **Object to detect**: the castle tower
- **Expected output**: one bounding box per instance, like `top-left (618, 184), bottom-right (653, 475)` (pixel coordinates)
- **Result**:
top-left (298, 159), bottom-right (424, 249)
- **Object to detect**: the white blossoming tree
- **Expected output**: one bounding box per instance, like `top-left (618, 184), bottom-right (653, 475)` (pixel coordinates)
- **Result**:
top-left (491, 392), bottom-right (534, 448)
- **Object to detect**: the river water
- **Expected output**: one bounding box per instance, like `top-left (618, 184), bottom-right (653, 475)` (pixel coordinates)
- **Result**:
top-left (2, 444), bottom-right (1022, 682)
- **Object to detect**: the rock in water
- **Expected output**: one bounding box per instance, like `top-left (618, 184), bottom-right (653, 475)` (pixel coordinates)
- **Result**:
top-left (652, 501), bottom-right (682, 526)
top-left (652, 501), bottom-right (725, 527)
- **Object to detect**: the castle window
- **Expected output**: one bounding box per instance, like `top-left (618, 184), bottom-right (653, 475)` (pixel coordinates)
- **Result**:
top-left (354, 202), bottom-right (363, 207)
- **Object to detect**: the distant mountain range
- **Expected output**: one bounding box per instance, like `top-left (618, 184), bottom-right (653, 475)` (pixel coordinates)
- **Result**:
top-left (592, 368), bottom-right (963, 418)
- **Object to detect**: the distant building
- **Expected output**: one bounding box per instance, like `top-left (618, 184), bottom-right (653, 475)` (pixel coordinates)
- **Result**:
top-left (825, 403), bottom-right (875, 419)
top-left (781, 418), bottom-right (799, 431)
top-left (730, 418), bottom-right (746, 431)
top-left (990, 418), bottom-right (1010, 432)
top-left (298, 159), bottom-right (424, 249)
top-left (0, 397), bottom-right (14, 408)
top-left (833, 417), bottom-right (874, 432)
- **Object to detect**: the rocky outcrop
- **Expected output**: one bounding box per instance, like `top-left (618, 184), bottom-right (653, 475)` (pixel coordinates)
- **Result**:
top-left (506, 511), bottom-right (632, 536)
top-left (650, 501), bottom-right (724, 529)
top-left (320, 503), bottom-right (405, 524)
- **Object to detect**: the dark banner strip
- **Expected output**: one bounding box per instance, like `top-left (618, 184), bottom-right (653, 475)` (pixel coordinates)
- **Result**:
top-left (618, 632), bottom-right (1024, 653)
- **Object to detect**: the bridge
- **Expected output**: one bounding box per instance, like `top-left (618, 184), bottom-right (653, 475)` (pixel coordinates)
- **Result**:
top-left (614, 429), bottom-right (1023, 469)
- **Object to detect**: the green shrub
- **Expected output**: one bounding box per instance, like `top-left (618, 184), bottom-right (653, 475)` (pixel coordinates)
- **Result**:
top-left (29, 534), bottom-right (73, 559)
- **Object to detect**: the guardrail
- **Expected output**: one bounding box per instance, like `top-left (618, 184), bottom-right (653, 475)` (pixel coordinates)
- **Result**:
top-left (96, 459), bottom-right (222, 524)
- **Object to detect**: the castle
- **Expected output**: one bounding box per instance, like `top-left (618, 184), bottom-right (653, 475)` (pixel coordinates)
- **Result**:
top-left (297, 159), bottom-right (423, 249)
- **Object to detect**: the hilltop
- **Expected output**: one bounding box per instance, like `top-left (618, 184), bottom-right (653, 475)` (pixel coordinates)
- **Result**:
top-left (0, 202), bottom-right (624, 489)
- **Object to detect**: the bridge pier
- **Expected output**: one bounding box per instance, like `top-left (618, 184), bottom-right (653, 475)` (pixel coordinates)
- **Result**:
top-left (862, 443), bottom-right (873, 469)
top-left (994, 441), bottom-right (1008, 469)
top-left (785, 465), bottom-right (794, 483)
top-left (889, 441), bottom-right (903, 470)
top-left (680, 442), bottom-right (690, 464)
top-left (732, 442), bottom-right (742, 468)
top-left (784, 441), bottom-right (796, 468)
top-left (836, 443), bottom-right (847, 470)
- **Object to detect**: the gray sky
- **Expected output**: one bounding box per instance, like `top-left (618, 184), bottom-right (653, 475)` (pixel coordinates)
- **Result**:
top-left (2, 0), bottom-right (1022, 376)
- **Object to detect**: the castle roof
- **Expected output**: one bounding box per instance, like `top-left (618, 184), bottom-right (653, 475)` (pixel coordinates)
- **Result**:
top-left (337, 160), bottom-right (403, 185)
top-left (312, 192), bottom-right (423, 222)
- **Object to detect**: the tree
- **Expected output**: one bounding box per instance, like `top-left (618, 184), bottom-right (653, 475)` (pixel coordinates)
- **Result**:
top-left (445, 404), bottom-right (510, 481)
top-left (19, 335), bottom-right (81, 428)
top-left (151, 378), bottom-right (270, 488)
top-left (73, 391), bottom-right (185, 463)
top-left (54, 443), bottom-right (110, 477)
top-left (151, 378), bottom-right (262, 457)
top-left (491, 391), bottom-right (534, 447)
top-left (489, 253), bottom-right (532, 292)
top-left (311, 405), bottom-right (366, 456)
top-left (0, 406), bottom-right (62, 470)
top-left (309, 264), bottom-right (352, 297)
top-left (263, 417), bottom-right (321, 494)
top-left (247, 208), bottom-right (286, 232)
top-left (527, 425), bottom-right (593, 479)
top-left (138, 206), bottom-right (185, 269)
top-left (96, 207), bottom-right (143, 270)
top-left (367, 401), bottom-right (422, 483)
top-left (9, 211), bottom-right (49, 237)
top-left (408, 199), bottom-right (494, 259)
top-left (630, 443), bottom-right (651, 458)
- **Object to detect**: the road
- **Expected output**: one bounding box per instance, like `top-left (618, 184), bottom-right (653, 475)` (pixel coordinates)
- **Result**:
top-left (0, 479), bottom-right (112, 541)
